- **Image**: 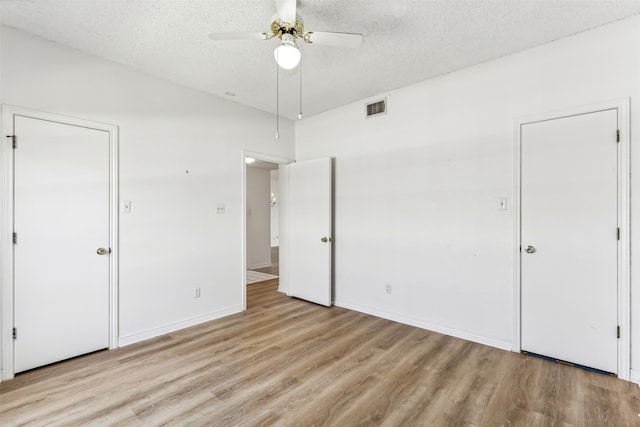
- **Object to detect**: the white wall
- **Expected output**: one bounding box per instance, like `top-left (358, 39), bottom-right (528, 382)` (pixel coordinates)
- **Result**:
top-left (246, 167), bottom-right (272, 269)
top-left (0, 26), bottom-right (294, 355)
top-left (296, 14), bottom-right (640, 365)
top-left (270, 170), bottom-right (279, 247)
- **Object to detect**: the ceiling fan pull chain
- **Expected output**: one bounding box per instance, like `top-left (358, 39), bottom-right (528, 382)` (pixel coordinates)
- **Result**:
top-left (298, 57), bottom-right (303, 119)
top-left (276, 49), bottom-right (280, 139)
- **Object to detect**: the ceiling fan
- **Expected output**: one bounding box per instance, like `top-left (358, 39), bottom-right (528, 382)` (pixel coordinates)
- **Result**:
top-left (208, 0), bottom-right (364, 70)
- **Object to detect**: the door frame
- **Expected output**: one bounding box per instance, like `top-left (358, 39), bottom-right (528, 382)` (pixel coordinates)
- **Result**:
top-left (513, 98), bottom-right (630, 381)
top-left (241, 150), bottom-right (293, 310)
top-left (1, 105), bottom-right (119, 381)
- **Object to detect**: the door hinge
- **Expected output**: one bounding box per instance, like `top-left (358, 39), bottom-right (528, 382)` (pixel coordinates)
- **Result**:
top-left (617, 325), bottom-right (620, 339)
top-left (616, 228), bottom-right (620, 240)
top-left (12, 327), bottom-right (17, 341)
top-left (7, 135), bottom-right (16, 149)
top-left (13, 232), bottom-right (17, 245)
top-left (616, 129), bottom-right (620, 143)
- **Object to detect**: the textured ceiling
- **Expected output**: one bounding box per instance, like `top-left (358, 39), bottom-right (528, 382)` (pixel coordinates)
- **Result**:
top-left (2, 1), bottom-right (640, 120)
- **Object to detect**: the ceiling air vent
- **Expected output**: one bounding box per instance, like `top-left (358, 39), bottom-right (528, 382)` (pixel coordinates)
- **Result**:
top-left (365, 98), bottom-right (387, 118)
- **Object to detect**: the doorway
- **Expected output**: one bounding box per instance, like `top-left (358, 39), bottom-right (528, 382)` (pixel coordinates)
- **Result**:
top-left (242, 154), bottom-right (334, 309)
top-left (1, 106), bottom-right (119, 380)
top-left (246, 157), bottom-right (280, 286)
top-left (513, 99), bottom-right (630, 380)
top-left (242, 151), bottom-right (292, 309)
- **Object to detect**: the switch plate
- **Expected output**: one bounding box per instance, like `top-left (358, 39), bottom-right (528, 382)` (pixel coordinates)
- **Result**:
top-left (217, 204), bottom-right (225, 214)
top-left (122, 200), bottom-right (132, 213)
top-left (497, 198), bottom-right (507, 210)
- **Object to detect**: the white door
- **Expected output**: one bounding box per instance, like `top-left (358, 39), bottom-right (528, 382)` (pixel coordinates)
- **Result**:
top-left (288, 158), bottom-right (332, 306)
top-left (521, 109), bottom-right (618, 373)
top-left (14, 115), bottom-right (110, 373)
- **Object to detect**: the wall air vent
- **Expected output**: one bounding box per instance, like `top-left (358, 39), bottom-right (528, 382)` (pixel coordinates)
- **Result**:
top-left (365, 98), bottom-right (387, 118)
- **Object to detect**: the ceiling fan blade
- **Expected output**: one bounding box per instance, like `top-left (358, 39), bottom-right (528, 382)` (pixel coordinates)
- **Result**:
top-left (305, 31), bottom-right (364, 48)
top-left (276, 0), bottom-right (297, 23)
top-left (208, 32), bottom-right (269, 41)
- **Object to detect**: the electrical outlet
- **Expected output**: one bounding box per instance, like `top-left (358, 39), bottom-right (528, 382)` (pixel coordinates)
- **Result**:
top-left (385, 283), bottom-right (392, 294)
top-left (194, 288), bottom-right (201, 298)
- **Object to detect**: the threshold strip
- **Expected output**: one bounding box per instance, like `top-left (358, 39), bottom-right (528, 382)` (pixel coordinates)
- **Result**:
top-left (521, 350), bottom-right (615, 377)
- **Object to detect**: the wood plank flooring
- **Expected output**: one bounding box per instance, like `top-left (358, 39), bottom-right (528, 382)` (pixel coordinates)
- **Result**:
top-left (252, 246), bottom-right (279, 276)
top-left (1, 281), bottom-right (639, 426)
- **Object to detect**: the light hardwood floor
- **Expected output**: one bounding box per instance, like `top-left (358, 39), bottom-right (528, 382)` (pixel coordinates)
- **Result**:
top-left (252, 246), bottom-right (279, 277)
top-left (1, 281), bottom-right (639, 426)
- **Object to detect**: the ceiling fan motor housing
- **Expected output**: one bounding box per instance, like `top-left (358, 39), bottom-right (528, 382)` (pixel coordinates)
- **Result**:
top-left (271, 18), bottom-right (305, 40)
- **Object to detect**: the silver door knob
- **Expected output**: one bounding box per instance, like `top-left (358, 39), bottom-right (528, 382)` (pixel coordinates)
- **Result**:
top-left (524, 245), bottom-right (536, 254)
top-left (97, 247), bottom-right (110, 255)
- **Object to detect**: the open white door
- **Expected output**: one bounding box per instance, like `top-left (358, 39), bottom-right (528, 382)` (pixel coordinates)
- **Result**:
top-left (287, 157), bottom-right (332, 306)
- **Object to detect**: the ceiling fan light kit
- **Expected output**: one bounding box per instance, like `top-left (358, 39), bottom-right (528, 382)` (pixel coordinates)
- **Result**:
top-left (274, 33), bottom-right (301, 70)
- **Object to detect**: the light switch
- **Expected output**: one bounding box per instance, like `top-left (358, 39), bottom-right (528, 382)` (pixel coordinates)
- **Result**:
top-left (217, 203), bottom-right (226, 214)
top-left (497, 198), bottom-right (507, 210)
top-left (122, 200), bottom-right (132, 213)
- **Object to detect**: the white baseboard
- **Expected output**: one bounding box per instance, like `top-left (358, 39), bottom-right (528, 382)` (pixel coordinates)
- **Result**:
top-left (334, 299), bottom-right (512, 352)
top-left (118, 305), bottom-right (243, 347)
top-left (247, 262), bottom-right (271, 270)
top-left (630, 369), bottom-right (640, 385)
